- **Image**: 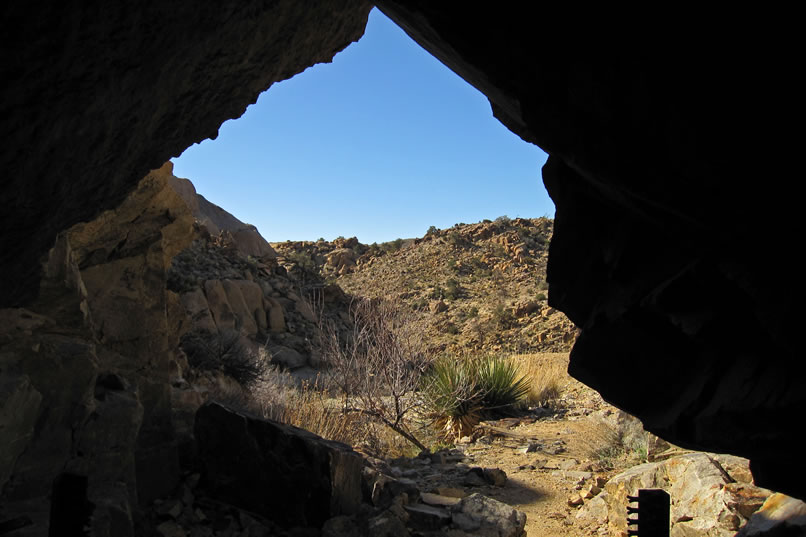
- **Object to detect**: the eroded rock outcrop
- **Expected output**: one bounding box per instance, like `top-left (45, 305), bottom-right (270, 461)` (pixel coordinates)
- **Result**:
top-left (575, 453), bottom-right (775, 537)
top-left (165, 171), bottom-right (356, 374)
top-left (0, 169), bottom-right (194, 534)
top-left (167, 163), bottom-right (277, 260)
top-left (0, 0), bottom-right (372, 308)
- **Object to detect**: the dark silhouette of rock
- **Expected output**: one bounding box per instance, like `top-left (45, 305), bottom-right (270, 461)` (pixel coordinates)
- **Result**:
top-left (194, 402), bottom-right (364, 529)
top-left (1, 0), bottom-right (804, 513)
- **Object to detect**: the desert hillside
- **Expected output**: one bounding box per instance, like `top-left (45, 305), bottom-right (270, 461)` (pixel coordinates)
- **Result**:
top-left (271, 217), bottom-right (577, 356)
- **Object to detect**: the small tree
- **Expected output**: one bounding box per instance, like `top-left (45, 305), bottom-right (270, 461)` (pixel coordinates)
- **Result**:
top-left (318, 298), bottom-right (432, 452)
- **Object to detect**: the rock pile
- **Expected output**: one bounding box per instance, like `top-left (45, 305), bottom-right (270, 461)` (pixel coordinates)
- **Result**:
top-left (139, 403), bottom-right (527, 537)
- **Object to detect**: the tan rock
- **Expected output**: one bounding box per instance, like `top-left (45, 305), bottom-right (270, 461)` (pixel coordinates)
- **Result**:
top-left (326, 248), bottom-right (357, 270)
top-left (222, 279), bottom-right (257, 336)
top-left (204, 280), bottom-right (235, 332)
top-left (581, 483), bottom-right (601, 499)
top-left (180, 288), bottom-right (217, 334)
top-left (711, 453), bottom-right (755, 484)
top-left (736, 493), bottom-right (806, 536)
top-left (233, 279), bottom-right (264, 314)
top-left (436, 487), bottom-right (467, 499)
top-left (231, 228), bottom-right (276, 259)
top-left (513, 300), bottom-right (540, 317)
top-left (265, 297), bottom-right (286, 333)
top-left (168, 171), bottom-right (275, 260)
top-left (421, 492), bottom-right (461, 506)
top-left (579, 452), bottom-right (773, 537)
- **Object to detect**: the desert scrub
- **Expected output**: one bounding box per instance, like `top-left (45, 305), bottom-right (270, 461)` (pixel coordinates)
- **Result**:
top-left (581, 419), bottom-right (650, 470)
top-left (421, 355), bottom-right (529, 438)
top-left (420, 357), bottom-right (482, 438)
top-left (444, 278), bottom-right (462, 300)
top-left (180, 329), bottom-right (265, 389)
top-left (491, 303), bottom-right (515, 329)
top-left (285, 250), bottom-right (317, 272)
top-left (318, 297), bottom-right (433, 452)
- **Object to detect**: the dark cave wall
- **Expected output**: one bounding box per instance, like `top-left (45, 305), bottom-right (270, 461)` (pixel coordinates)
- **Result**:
top-left (0, 0), bottom-right (373, 307)
top-left (0, 0), bottom-right (803, 510)
top-left (373, 3), bottom-right (803, 498)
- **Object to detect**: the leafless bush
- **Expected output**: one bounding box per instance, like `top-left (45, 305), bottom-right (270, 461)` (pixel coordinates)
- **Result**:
top-left (318, 297), bottom-right (433, 452)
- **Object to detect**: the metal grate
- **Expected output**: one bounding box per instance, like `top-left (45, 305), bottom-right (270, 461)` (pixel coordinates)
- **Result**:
top-left (627, 489), bottom-right (670, 537)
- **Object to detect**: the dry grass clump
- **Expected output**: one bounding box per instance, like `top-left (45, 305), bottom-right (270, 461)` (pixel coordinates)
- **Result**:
top-left (579, 419), bottom-right (649, 471)
top-left (246, 368), bottom-right (377, 450)
top-left (509, 352), bottom-right (570, 407)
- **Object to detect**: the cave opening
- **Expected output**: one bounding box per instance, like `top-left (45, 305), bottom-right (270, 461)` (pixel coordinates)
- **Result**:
top-left (170, 8), bottom-right (554, 244)
top-left (3, 2), bottom-right (803, 535)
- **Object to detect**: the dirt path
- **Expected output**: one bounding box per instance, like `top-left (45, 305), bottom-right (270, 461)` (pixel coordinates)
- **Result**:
top-left (463, 419), bottom-right (610, 536)
top-left (387, 368), bottom-right (637, 537)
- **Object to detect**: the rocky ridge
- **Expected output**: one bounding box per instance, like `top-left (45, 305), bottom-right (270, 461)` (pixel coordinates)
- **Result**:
top-left (272, 218), bottom-right (577, 356)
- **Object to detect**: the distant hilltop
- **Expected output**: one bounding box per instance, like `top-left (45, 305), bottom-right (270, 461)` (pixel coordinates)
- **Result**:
top-left (272, 216), bottom-right (577, 355)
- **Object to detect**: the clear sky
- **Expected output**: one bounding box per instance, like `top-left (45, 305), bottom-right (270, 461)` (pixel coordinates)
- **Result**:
top-left (171, 8), bottom-right (553, 244)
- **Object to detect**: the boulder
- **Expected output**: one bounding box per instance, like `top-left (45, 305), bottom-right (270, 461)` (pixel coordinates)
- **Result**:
top-left (326, 248), bottom-right (357, 272)
top-left (194, 402), bottom-right (363, 528)
top-left (268, 345), bottom-right (307, 370)
top-left (232, 280), bottom-right (267, 334)
top-left (265, 297), bottom-right (286, 333)
top-left (168, 172), bottom-right (276, 261)
top-left (450, 493), bottom-right (526, 537)
top-left (736, 493), bottom-right (806, 536)
top-left (221, 279), bottom-right (258, 336)
top-left (180, 288), bottom-right (217, 334)
top-left (576, 452), bottom-right (772, 537)
top-left (203, 280), bottom-right (236, 332)
top-left (231, 228), bottom-right (276, 260)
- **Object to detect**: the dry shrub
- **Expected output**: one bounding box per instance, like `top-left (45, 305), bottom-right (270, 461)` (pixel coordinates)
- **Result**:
top-left (180, 329), bottom-right (266, 389)
top-left (579, 419), bottom-right (626, 470)
top-left (206, 364), bottom-right (416, 458)
top-left (509, 352), bottom-right (570, 407)
top-left (246, 368), bottom-right (375, 449)
top-left (579, 418), bottom-right (649, 471)
top-left (318, 297), bottom-right (433, 452)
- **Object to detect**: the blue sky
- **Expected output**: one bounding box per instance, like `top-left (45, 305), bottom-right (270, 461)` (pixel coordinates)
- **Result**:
top-left (171, 8), bottom-right (552, 244)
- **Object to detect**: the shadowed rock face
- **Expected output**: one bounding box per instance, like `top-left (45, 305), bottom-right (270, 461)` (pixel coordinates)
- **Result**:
top-left (371, 4), bottom-right (803, 499)
top-left (0, 0), bottom-right (373, 307)
top-left (0, 0), bottom-right (803, 515)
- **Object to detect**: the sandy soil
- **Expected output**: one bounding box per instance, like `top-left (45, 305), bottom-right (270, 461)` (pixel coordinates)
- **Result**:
top-left (386, 362), bottom-right (642, 537)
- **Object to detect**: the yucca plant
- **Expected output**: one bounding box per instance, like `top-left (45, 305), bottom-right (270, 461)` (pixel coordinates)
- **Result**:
top-left (475, 356), bottom-right (530, 415)
top-left (420, 357), bottom-right (482, 438)
top-left (420, 354), bottom-right (530, 439)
